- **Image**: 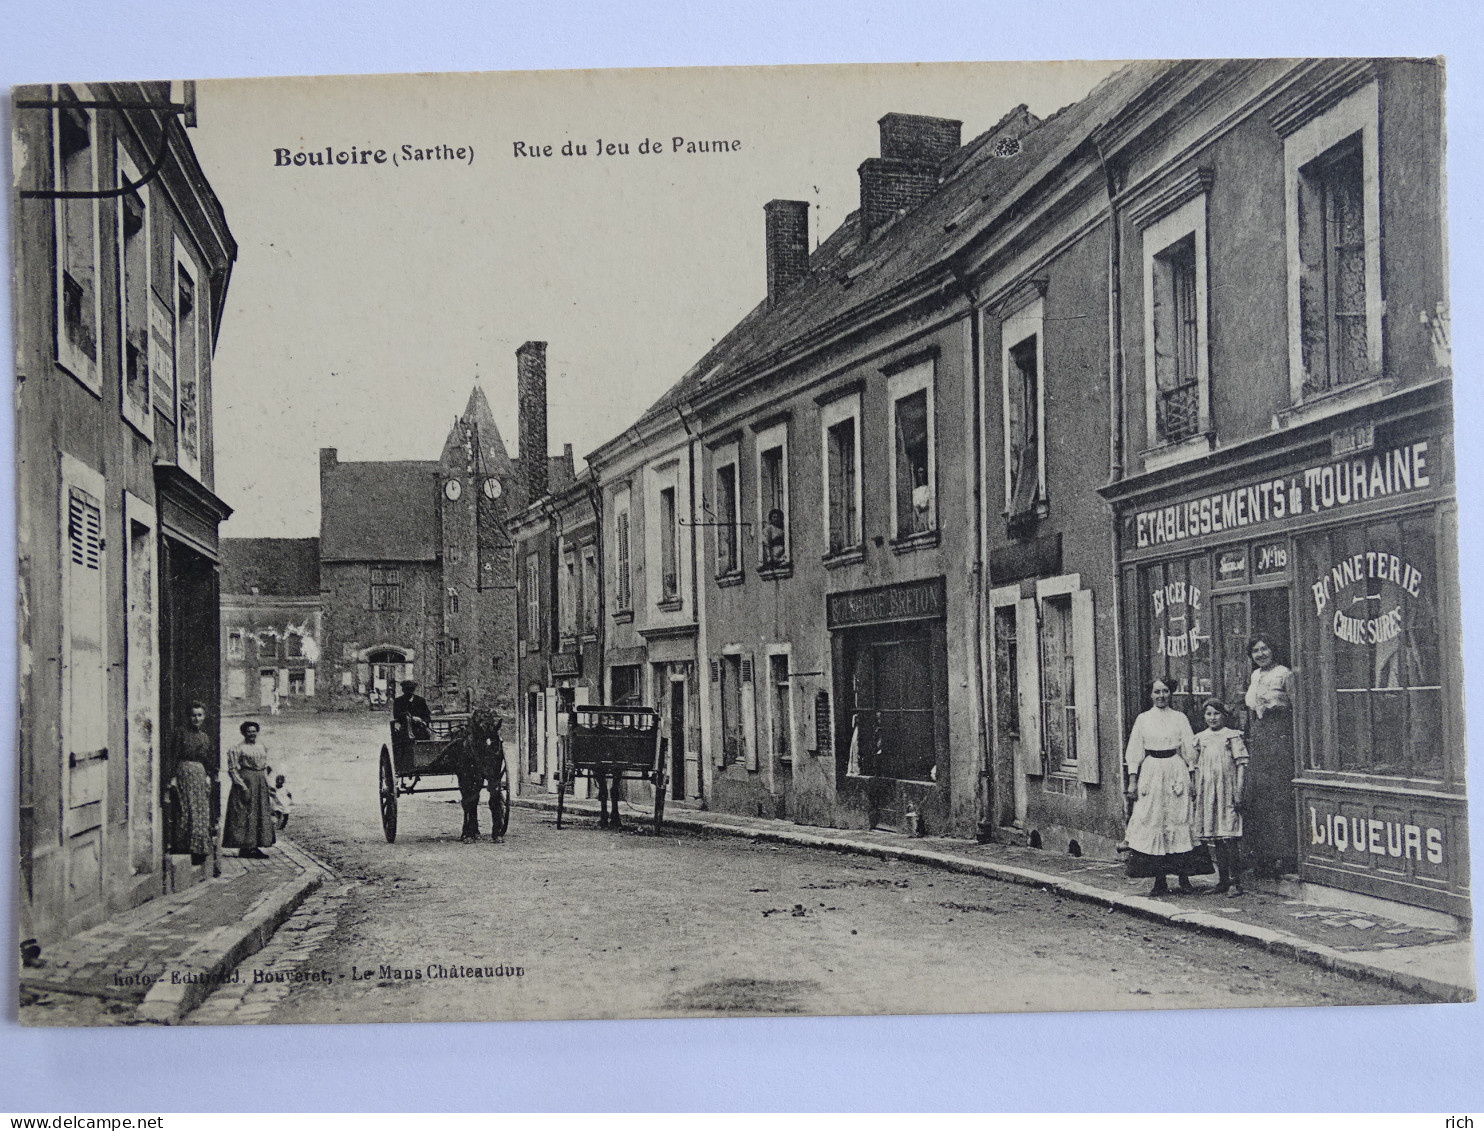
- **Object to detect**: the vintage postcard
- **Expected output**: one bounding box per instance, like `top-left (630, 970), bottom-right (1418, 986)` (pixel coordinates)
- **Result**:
top-left (12, 58), bottom-right (1472, 1027)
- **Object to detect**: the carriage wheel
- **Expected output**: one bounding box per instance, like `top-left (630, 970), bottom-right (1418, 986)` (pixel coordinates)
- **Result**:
top-left (653, 769), bottom-right (666, 834)
top-left (379, 745), bottom-right (398, 843)
top-left (494, 761), bottom-right (511, 837)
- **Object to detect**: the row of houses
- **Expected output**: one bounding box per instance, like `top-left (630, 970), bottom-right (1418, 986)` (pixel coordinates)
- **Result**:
top-left (16, 83), bottom-right (237, 943)
top-left (512, 58), bottom-right (1465, 919)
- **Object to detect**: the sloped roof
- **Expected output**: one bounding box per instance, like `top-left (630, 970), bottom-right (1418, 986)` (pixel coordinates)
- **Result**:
top-left (320, 459), bottom-right (441, 561)
top-left (621, 62), bottom-right (1164, 436)
top-left (220, 538), bottom-right (321, 596)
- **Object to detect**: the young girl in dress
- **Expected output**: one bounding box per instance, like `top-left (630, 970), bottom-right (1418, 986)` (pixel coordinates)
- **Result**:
top-left (1191, 698), bottom-right (1248, 896)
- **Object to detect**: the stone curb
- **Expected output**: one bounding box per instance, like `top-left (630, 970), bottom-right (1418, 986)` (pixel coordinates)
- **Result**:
top-left (514, 796), bottom-right (1474, 1004)
top-left (135, 842), bottom-right (333, 1024)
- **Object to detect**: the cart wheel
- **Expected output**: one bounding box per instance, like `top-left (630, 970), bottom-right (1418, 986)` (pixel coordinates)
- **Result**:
top-left (379, 745), bottom-right (398, 843)
top-left (494, 761), bottom-right (511, 837)
top-left (654, 770), bottom-right (666, 834)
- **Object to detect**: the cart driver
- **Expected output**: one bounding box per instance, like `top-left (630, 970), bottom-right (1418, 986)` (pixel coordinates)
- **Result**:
top-left (393, 680), bottom-right (432, 741)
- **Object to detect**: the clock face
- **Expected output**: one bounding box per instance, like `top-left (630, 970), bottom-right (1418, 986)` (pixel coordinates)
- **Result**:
top-left (483, 477), bottom-right (502, 499)
top-left (444, 478), bottom-right (462, 501)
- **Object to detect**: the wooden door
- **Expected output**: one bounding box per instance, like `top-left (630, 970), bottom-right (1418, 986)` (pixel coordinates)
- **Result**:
top-left (64, 484), bottom-right (108, 918)
top-left (669, 679), bottom-right (686, 800)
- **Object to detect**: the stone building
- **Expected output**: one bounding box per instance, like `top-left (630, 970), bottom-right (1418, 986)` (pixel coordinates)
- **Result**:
top-left (219, 537), bottom-right (322, 715)
top-left (15, 82), bottom-right (236, 944)
top-left (317, 385), bottom-right (522, 720)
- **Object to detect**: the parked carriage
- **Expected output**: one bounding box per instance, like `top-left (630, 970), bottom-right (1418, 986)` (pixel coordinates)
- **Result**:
top-left (556, 705), bottom-right (667, 833)
top-left (378, 711), bottom-right (510, 843)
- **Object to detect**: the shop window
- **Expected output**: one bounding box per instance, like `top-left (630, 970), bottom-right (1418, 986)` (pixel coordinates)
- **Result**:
top-left (1138, 191), bottom-right (1210, 463)
top-left (754, 422), bottom-right (790, 569)
top-left (54, 94), bottom-right (100, 392)
top-left (769, 652), bottom-right (793, 762)
top-left (613, 498), bottom-right (632, 611)
top-left (370, 565), bottom-right (402, 611)
top-left (525, 553), bottom-right (541, 645)
top-left (288, 670), bottom-right (306, 697)
top-left (1297, 514), bottom-right (1445, 781)
top-left (889, 360), bottom-right (935, 542)
top-left (227, 668), bottom-right (247, 699)
top-left (1279, 82), bottom-right (1382, 405)
top-left (1137, 554), bottom-right (1215, 728)
top-left (610, 664), bottom-right (643, 707)
top-left (227, 631), bottom-right (244, 658)
top-left (1004, 577), bottom-right (1101, 783)
top-left (846, 629), bottom-right (936, 782)
top-left (714, 457), bottom-right (739, 576)
top-left (658, 486), bottom-right (680, 600)
top-left (117, 145), bottom-right (151, 433)
top-left (1039, 594), bottom-right (1077, 773)
top-left (821, 393), bottom-right (862, 557)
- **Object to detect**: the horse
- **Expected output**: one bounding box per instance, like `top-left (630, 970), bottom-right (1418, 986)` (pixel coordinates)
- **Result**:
top-left (455, 709), bottom-right (507, 843)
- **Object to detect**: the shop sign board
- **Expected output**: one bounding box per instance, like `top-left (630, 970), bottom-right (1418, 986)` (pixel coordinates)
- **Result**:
top-left (1133, 440), bottom-right (1435, 550)
top-left (827, 576), bottom-right (946, 629)
top-left (548, 651), bottom-right (581, 677)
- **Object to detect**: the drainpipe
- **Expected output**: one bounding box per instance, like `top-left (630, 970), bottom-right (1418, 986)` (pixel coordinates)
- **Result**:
top-left (949, 259), bottom-right (995, 844)
top-left (585, 479), bottom-right (605, 705)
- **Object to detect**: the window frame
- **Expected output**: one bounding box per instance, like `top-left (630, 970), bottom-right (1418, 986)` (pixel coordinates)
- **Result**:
top-left (820, 393), bottom-right (863, 559)
top-left (560, 539), bottom-right (579, 639)
top-left (116, 142), bottom-right (153, 437)
top-left (1282, 81), bottom-right (1383, 408)
top-left (1000, 298), bottom-right (1046, 516)
top-left (580, 538), bottom-right (599, 635)
top-left (611, 485), bottom-right (632, 614)
top-left (887, 359), bottom-right (937, 543)
top-left (765, 644), bottom-right (795, 766)
top-left (712, 440), bottom-right (742, 579)
top-left (754, 421), bottom-right (791, 570)
top-left (524, 552), bottom-right (542, 647)
top-left (369, 564), bottom-right (403, 611)
top-left (1140, 193), bottom-right (1212, 470)
top-left (53, 88), bottom-right (102, 395)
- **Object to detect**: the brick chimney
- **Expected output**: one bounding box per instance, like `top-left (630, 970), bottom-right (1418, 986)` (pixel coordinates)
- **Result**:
top-left (858, 112), bottom-right (962, 238)
top-left (765, 199), bottom-right (810, 305)
top-left (516, 341), bottom-right (548, 502)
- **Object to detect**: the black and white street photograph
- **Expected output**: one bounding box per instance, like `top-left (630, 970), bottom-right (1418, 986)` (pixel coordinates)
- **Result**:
top-left (10, 53), bottom-right (1475, 1041)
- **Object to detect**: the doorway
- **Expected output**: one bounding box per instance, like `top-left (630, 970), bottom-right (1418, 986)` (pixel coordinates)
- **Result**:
top-left (1212, 587), bottom-right (1291, 720)
top-left (669, 679), bottom-right (686, 800)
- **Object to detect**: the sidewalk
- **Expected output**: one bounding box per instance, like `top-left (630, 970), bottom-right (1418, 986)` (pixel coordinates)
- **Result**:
top-left (19, 838), bottom-right (331, 1026)
top-left (516, 795), bottom-right (1476, 1004)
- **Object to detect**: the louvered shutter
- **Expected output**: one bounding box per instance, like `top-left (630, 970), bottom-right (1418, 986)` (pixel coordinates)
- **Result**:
top-left (66, 488), bottom-right (107, 761)
top-left (1072, 589), bottom-right (1101, 784)
top-left (742, 654), bottom-right (759, 771)
top-left (1014, 597), bottom-right (1042, 778)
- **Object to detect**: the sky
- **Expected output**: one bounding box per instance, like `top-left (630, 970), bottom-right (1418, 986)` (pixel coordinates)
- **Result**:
top-left (191, 61), bottom-right (1123, 538)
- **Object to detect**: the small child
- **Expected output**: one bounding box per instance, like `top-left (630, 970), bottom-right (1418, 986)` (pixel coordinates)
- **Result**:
top-left (267, 769), bottom-right (293, 831)
top-left (1190, 698), bottom-right (1248, 896)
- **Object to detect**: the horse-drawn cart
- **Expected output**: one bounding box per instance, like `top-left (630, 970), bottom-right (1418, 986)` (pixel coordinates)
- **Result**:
top-left (379, 711), bottom-right (510, 843)
top-left (556, 705), bottom-right (668, 833)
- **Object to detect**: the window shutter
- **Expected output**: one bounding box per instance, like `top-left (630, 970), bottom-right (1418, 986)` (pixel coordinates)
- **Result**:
top-left (814, 690), bottom-right (832, 756)
top-left (1072, 589), bottom-right (1100, 784)
top-left (1014, 597), bottom-right (1042, 778)
top-left (710, 659), bottom-right (720, 684)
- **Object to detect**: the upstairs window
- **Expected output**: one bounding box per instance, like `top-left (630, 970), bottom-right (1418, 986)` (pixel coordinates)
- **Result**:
top-left (1137, 186), bottom-right (1211, 464)
top-left (54, 94), bottom-right (99, 391)
top-left (370, 565), bottom-right (402, 611)
top-left (659, 486), bottom-right (679, 600)
top-left (561, 543), bottom-right (578, 636)
top-left (227, 631), bottom-right (244, 658)
top-left (612, 489), bottom-right (632, 611)
top-left (821, 392), bottom-right (862, 557)
top-left (714, 453), bottom-right (739, 576)
top-left (525, 553), bottom-right (542, 644)
top-left (1279, 81), bottom-right (1382, 405)
top-left (1003, 319), bottom-right (1042, 521)
top-left (581, 543), bottom-right (598, 633)
top-left (888, 359), bottom-right (936, 541)
top-left (173, 243), bottom-right (203, 478)
top-left (754, 421), bottom-right (790, 569)
top-left (117, 145), bottom-right (152, 434)
top-left (447, 588), bottom-right (459, 616)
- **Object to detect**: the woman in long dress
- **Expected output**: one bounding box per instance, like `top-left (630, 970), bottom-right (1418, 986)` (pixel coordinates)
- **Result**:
top-left (223, 720), bottom-right (276, 859)
top-left (171, 701), bottom-right (217, 863)
top-left (1243, 634), bottom-right (1297, 878)
top-left (1123, 677), bottom-right (1200, 896)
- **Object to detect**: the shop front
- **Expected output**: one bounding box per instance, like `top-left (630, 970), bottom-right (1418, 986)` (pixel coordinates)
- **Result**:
top-left (829, 576), bottom-right (950, 834)
top-left (1114, 412), bottom-right (1466, 917)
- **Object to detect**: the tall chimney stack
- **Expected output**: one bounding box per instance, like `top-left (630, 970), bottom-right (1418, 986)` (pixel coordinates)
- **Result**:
top-left (765, 199), bottom-right (810, 305)
top-left (858, 112), bottom-right (962, 238)
top-left (516, 341), bottom-right (548, 502)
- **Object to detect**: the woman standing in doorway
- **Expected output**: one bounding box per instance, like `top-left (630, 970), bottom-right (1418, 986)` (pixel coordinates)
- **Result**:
top-left (223, 720), bottom-right (276, 859)
top-left (1123, 677), bottom-right (1202, 896)
top-left (1244, 634), bottom-right (1297, 878)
